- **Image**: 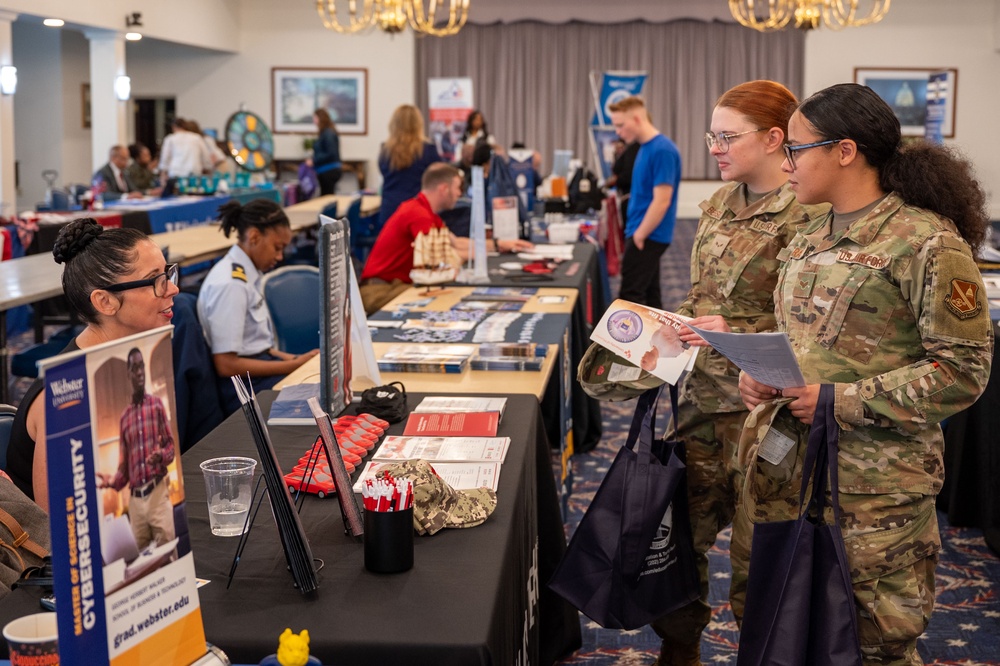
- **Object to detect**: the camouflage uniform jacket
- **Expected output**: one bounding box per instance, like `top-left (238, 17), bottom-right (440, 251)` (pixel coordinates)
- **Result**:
top-left (774, 192), bottom-right (993, 497)
top-left (677, 182), bottom-right (822, 413)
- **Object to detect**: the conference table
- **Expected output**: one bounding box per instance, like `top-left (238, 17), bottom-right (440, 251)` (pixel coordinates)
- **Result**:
top-left (447, 242), bottom-right (606, 453)
top-left (283, 193), bottom-right (381, 230)
top-left (32, 189), bottom-right (286, 252)
top-left (0, 393), bottom-right (582, 665)
top-left (938, 321), bottom-right (1000, 555)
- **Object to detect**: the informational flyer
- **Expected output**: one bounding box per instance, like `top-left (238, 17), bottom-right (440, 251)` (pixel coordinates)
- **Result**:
top-left (41, 326), bottom-right (206, 666)
top-left (591, 299), bottom-right (698, 386)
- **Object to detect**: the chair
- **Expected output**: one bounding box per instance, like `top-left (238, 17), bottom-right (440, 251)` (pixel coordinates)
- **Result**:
top-left (261, 265), bottom-right (321, 355)
top-left (0, 403), bottom-right (18, 471)
top-left (171, 292), bottom-right (225, 451)
top-left (10, 325), bottom-right (81, 379)
top-left (346, 197), bottom-right (381, 266)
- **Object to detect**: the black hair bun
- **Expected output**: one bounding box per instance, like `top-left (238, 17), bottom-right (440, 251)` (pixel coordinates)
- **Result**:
top-left (53, 218), bottom-right (103, 264)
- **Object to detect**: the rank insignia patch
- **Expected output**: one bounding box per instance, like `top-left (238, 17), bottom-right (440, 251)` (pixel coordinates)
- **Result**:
top-left (945, 278), bottom-right (981, 319)
top-left (231, 263), bottom-right (248, 282)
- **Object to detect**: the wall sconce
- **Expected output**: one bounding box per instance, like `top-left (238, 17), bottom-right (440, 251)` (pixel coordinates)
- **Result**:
top-left (114, 75), bottom-right (131, 101)
top-left (0, 66), bottom-right (17, 95)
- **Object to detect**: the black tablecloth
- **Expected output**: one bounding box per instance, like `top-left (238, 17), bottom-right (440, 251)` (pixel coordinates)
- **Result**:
top-left (938, 323), bottom-right (1000, 555)
top-left (450, 243), bottom-right (605, 453)
top-left (0, 392), bottom-right (581, 664)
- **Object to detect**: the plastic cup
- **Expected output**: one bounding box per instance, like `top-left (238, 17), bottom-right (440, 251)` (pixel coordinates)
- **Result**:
top-left (200, 457), bottom-right (257, 537)
top-left (3, 612), bottom-right (59, 666)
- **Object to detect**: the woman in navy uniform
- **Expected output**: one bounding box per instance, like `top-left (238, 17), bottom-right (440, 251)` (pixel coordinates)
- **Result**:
top-left (197, 199), bottom-right (318, 413)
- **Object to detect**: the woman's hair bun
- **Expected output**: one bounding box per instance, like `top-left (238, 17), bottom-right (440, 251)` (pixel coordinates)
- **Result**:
top-left (52, 218), bottom-right (104, 264)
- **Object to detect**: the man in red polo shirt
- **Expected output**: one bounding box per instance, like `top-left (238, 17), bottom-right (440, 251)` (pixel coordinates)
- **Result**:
top-left (360, 162), bottom-right (532, 314)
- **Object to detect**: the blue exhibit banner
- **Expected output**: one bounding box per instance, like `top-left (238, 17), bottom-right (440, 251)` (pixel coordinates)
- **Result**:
top-left (591, 127), bottom-right (621, 182)
top-left (924, 70), bottom-right (951, 145)
top-left (590, 71), bottom-right (647, 127)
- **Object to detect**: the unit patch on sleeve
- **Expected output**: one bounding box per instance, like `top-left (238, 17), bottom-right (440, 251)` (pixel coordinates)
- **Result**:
top-left (945, 278), bottom-right (982, 319)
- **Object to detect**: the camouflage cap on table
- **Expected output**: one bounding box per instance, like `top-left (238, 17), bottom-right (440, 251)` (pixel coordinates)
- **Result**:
top-left (376, 459), bottom-right (497, 535)
top-left (577, 342), bottom-right (664, 401)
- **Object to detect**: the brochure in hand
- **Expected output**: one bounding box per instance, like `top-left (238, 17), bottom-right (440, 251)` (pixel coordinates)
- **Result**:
top-left (590, 298), bottom-right (699, 386)
top-left (39, 326), bottom-right (207, 666)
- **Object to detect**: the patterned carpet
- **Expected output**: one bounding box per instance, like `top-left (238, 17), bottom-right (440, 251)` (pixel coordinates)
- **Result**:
top-left (554, 219), bottom-right (1000, 665)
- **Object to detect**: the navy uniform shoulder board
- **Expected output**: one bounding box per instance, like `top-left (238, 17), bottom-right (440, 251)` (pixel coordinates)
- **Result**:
top-left (231, 263), bottom-right (248, 282)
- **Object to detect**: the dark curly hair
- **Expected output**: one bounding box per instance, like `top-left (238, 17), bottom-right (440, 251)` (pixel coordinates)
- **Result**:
top-left (798, 83), bottom-right (988, 253)
top-left (217, 198), bottom-right (289, 241)
top-left (52, 218), bottom-right (149, 324)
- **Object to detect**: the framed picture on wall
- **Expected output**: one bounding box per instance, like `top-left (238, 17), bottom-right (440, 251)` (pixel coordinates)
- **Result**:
top-left (272, 67), bottom-right (368, 135)
top-left (853, 67), bottom-right (958, 138)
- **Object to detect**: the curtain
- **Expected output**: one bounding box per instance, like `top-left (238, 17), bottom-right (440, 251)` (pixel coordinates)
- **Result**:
top-left (415, 20), bottom-right (805, 179)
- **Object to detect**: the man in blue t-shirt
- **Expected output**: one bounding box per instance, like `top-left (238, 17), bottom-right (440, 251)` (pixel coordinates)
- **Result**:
top-left (609, 96), bottom-right (682, 308)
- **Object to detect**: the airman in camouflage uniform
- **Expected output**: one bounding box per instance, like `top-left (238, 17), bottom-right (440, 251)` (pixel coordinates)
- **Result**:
top-left (649, 181), bottom-right (823, 658)
top-left (735, 193), bottom-right (993, 665)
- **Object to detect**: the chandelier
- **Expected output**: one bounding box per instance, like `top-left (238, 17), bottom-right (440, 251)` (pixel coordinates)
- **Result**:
top-left (728, 0), bottom-right (891, 31)
top-left (315, 0), bottom-right (469, 36)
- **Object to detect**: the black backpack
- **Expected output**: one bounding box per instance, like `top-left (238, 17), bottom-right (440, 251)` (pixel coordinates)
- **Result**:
top-left (569, 168), bottom-right (604, 214)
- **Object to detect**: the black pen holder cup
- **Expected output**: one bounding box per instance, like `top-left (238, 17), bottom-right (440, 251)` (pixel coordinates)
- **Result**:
top-left (363, 508), bottom-right (414, 574)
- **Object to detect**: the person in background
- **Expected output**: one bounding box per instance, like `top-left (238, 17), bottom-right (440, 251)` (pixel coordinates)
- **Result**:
top-left (737, 83), bottom-right (992, 665)
top-left (646, 81), bottom-right (824, 666)
top-left (197, 199), bottom-right (318, 413)
top-left (378, 104), bottom-right (443, 227)
top-left (97, 347), bottom-right (176, 550)
top-left (360, 163), bottom-right (532, 314)
top-left (93, 145), bottom-right (142, 200)
top-left (126, 142), bottom-right (160, 194)
top-left (159, 117), bottom-right (213, 178)
top-left (459, 109), bottom-right (497, 167)
top-left (609, 96), bottom-right (681, 309)
top-left (307, 108), bottom-right (342, 195)
top-left (184, 119), bottom-right (227, 172)
top-left (6, 219), bottom-right (181, 511)
top-left (609, 139), bottom-right (639, 228)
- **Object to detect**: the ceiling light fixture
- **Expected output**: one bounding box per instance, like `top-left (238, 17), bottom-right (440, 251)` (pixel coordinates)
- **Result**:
top-left (125, 32), bottom-right (143, 41)
top-left (316, 0), bottom-right (469, 36)
top-left (728, 0), bottom-right (891, 31)
top-left (406, 0), bottom-right (469, 37)
top-left (43, 18), bottom-right (65, 28)
top-left (316, 0), bottom-right (378, 34)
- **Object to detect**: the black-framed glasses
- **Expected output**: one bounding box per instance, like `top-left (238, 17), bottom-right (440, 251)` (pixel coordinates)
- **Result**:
top-left (100, 264), bottom-right (179, 298)
top-left (704, 128), bottom-right (765, 153)
top-left (782, 139), bottom-right (844, 170)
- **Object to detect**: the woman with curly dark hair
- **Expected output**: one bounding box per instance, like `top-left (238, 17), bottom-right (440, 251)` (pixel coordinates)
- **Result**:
top-left (738, 83), bottom-right (992, 665)
top-left (7, 219), bottom-right (180, 511)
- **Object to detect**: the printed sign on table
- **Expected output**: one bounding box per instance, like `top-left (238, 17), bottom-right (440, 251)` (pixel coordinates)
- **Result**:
top-left (41, 326), bottom-right (206, 666)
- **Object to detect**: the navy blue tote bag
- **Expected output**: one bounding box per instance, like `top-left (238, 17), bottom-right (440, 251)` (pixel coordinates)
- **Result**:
top-left (549, 385), bottom-right (700, 630)
top-left (737, 384), bottom-right (863, 666)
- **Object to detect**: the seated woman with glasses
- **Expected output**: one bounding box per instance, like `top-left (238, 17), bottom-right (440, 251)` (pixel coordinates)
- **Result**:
top-left (7, 218), bottom-right (181, 512)
top-left (197, 199), bottom-right (319, 415)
